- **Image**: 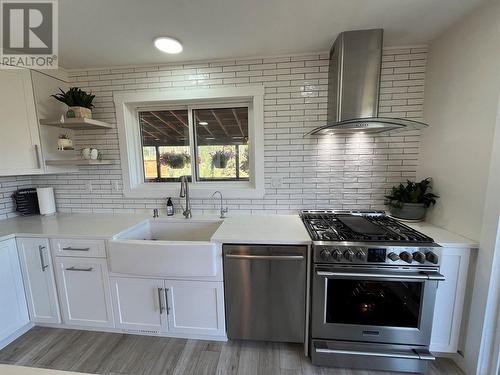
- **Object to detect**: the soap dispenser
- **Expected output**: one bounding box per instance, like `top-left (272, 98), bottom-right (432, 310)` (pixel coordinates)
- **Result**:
top-left (166, 197), bottom-right (174, 216)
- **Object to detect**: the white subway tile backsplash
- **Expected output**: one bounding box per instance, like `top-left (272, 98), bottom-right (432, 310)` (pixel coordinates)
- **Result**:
top-left (0, 48), bottom-right (423, 217)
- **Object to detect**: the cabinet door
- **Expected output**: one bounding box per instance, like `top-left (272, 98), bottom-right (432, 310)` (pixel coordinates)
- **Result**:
top-left (165, 280), bottom-right (225, 337)
top-left (0, 69), bottom-right (43, 175)
top-left (54, 257), bottom-right (114, 328)
top-left (430, 247), bottom-right (471, 353)
top-left (16, 238), bottom-right (61, 324)
top-left (110, 277), bottom-right (167, 333)
top-left (0, 239), bottom-right (29, 341)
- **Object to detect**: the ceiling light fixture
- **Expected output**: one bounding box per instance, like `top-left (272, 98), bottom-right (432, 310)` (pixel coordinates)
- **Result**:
top-left (154, 37), bottom-right (183, 54)
top-left (198, 121), bottom-right (208, 126)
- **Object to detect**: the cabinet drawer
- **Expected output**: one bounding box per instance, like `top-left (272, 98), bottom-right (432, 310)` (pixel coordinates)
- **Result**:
top-left (51, 238), bottom-right (106, 258)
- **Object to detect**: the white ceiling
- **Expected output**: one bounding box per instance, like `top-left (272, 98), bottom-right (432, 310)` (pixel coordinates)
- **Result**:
top-left (59, 0), bottom-right (484, 69)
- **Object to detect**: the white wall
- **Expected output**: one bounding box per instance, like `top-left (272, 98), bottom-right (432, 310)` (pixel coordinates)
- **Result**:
top-left (32, 48), bottom-right (427, 215)
top-left (418, 0), bottom-right (500, 373)
top-left (470, 95), bottom-right (500, 375)
top-left (417, 0), bottom-right (500, 241)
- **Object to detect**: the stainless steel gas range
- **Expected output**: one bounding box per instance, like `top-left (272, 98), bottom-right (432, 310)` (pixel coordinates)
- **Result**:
top-left (300, 210), bottom-right (445, 374)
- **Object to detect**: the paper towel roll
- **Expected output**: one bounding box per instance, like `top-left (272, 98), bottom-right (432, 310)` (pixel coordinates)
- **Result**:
top-left (37, 187), bottom-right (56, 216)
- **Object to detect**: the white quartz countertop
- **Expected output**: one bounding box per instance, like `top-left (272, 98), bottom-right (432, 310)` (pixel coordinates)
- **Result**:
top-left (0, 212), bottom-right (478, 248)
top-left (211, 214), bottom-right (311, 245)
top-left (405, 221), bottom-right (478, 248)
top-left (0, 213), bottom-right (149, 241)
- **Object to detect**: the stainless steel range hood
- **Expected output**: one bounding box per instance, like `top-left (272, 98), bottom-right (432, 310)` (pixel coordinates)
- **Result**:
top-left (305, 29), bottom-right (427, 136)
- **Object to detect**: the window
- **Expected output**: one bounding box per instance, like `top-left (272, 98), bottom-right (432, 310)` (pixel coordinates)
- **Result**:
top-left (138, 106), bottom-right (249, 183)
top-left (194, 108), bottom-right (249, 182)
top-left (139, 109), bottom-right (191, 182)
top-left (115, 86), bottom-right (264, 198)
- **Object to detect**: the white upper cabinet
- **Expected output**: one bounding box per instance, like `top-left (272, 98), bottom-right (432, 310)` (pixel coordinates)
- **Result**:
top-left (0, 239), bottom-right (30, 345)
top-left (16, 237), bottom-right (61, 324)
top-left (0, 69), bottom-right (43, 176)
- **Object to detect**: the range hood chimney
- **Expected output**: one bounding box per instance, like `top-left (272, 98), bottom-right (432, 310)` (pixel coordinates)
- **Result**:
top-left (305, 29), bottom-right (427, 135)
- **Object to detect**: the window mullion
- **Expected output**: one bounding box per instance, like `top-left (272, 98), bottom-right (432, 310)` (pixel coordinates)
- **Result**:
top-left (187, 106), bottom-right (197, 183)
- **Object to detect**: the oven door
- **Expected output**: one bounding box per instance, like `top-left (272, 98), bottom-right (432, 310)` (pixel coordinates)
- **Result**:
top-left (312, 265), bottom-right (444, 346)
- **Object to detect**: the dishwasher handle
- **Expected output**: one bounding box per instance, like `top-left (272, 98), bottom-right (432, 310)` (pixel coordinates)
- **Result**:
top-left (225, 254), bottom-right (304, 261)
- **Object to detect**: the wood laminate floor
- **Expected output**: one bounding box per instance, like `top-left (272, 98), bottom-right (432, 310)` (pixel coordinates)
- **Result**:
top-left (0, 327), bottom-right (464, 375)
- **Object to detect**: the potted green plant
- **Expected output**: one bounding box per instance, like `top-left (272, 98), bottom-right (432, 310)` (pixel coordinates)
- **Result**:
top-left (159, 152), bottom-right (190, 169)
top-left (384, 178), bottom-right (439, 221)
top-left (57, 134), bottom-right (73, 150)
top-left (210, 150), bottom-right (234, 169)
top-left (51, 87), bottom-right (95, 119)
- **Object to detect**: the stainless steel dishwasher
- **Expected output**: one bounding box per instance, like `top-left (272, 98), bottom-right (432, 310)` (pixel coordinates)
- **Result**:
top-left (223, 244), bottom-right (307, 343)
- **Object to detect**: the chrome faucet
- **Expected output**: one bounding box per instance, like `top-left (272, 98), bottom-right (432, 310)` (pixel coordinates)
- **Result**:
top-left (179, 176), bottom-right (192, 219)
top-left (212, 191), bottom-right (228, 219)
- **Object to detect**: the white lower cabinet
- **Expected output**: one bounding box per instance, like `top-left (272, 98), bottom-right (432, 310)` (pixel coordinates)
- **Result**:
top-left (0, 239), bottom-right (30, 347)
top-left (430, 247), bottom-right (472, 353)
top-left (110, 277), bottom-right (167, 333)
top-left (54, 257), bottom-right (114, 328)
top-left (166, 280), bottom-right (225, 337)
top-left (110, 277), bottom-right (225, 338)
top-left (16, 238), bottom-right (61, 324)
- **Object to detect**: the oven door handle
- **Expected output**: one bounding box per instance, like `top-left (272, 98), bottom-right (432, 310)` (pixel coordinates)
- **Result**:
top-left (314, 347), bottom-right (435, 361)
top-left (316, 270), bottom-right (445, 281)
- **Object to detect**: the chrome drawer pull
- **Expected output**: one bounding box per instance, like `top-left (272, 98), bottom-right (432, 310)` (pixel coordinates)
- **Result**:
top-left (65, 266), bottom-right (93, 272)
top-left (314, 347), bottom-right (435, 361)
top-left (62, 247), bottom-right (90, 251)
top-left (225, 254), bottom-right (304, 260)
top-left (164, 288), bottom-right (171, 315)
top-left (38, 245), bottom-right (48, 271)
top-left (157, 287), bottom-right (165, 314)
top-left (34, 145), bottom-right (41, 169)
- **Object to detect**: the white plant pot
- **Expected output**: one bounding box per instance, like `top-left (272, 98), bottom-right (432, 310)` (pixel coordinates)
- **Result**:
top-left (67, 106), bottom-right (92, 119)
top-left (57, 138), bottom-right (73, 150)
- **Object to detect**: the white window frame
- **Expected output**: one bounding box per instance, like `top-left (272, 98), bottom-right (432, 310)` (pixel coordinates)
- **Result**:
top-left (114, 86), bottom-right (265, 199)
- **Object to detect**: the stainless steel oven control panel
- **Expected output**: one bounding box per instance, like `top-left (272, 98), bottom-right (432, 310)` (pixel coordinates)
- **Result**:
top-left (313, 244), bottom-right (442, 266)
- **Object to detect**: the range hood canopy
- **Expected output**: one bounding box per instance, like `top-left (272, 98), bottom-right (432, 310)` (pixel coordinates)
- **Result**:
top-left (305, 29), bottom-right (428, 136)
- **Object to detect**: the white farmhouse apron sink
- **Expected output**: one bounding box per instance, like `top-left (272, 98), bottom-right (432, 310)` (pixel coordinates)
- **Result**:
top-left (108, 219), bottom-right (223, 279)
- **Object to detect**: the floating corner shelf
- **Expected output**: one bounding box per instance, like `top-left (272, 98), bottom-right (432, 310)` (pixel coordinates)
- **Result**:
top-left (40, 118), bottom-right (114, 130)
top-left (45, 159), bottom-right (114, 166)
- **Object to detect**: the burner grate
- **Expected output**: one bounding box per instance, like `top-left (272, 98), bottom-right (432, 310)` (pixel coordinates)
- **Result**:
top-left (300, 212), bottom-right (434, 243)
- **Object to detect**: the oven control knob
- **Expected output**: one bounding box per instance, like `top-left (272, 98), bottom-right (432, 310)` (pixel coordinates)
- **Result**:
top-left (400, 251), bottom-right (413, 264)
top-left (344, 249), bottom-right (355, 262)
top-left (413, 251), bottom-right (426, 264)
top-left (426, 251), bottom-right (439, 264)
top-left (332, 249), bottom-right (343, 261)
top-left (356, 250), bottom-right (366, 261)
top-left (320, 249), bottom-right (332, 260)
top-left (388, 252), bottom-right (400, 262)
